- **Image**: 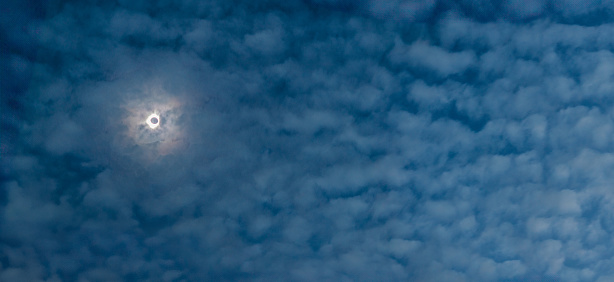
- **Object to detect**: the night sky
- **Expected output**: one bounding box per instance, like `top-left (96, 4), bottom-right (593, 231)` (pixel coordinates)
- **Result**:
top-left (3, 0), bottom-right (614, 281)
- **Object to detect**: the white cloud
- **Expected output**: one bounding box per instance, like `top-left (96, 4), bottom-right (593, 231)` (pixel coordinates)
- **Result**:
top-left (7, 0), bottom-right (614, 281)
top-left (389, 39), bottom-right (476, 77)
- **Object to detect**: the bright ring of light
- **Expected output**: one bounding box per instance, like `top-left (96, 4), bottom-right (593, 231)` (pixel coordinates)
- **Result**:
top-left (146, 113), bottom-right (160, 129)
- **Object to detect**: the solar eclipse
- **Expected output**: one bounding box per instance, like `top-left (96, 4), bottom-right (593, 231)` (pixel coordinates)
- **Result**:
top-left (146, 113), bottom-right (160, 129)
top-left (120, 85), bottom-right (189, 159)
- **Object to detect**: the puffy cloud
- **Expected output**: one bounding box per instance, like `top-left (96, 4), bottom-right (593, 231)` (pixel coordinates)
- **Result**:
top-left (6, 0), bottom-right (614, 281)
top-left (389, 39), bottom-right (477, 77)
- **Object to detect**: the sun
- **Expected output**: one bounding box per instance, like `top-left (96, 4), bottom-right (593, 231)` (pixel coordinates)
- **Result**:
top-left (146, 113), bottom-right (160, 129)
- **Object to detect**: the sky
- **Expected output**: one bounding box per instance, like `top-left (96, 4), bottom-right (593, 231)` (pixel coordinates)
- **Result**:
top-left (3, 0), bottom-right (614, 281)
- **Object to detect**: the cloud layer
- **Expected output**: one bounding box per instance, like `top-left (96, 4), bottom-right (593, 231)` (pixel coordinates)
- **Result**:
top-left (4, 0), bottom-right (614, 281)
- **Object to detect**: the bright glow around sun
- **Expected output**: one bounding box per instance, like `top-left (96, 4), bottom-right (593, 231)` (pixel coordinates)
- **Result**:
top-left (146, 113), bottom-right (160, 129)
top-left (122, 87), bottom-right (188, 158)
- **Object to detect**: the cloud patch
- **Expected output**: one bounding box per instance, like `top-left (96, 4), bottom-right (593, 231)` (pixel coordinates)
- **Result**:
top-left (5, 0), bottom-right (614, 281)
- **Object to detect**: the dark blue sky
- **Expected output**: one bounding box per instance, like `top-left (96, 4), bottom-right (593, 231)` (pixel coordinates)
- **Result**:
top-left (2, 0), bottom-right (614, 281)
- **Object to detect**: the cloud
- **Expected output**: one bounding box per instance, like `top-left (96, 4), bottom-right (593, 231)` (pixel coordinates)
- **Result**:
top-left (389, 39), bottom-right (477, 77)
top-left (6, 0), bottom-right (614, 281)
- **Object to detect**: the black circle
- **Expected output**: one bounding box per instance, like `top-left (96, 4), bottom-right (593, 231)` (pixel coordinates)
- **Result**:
top-left (150, 117), bottom-right (159, 124)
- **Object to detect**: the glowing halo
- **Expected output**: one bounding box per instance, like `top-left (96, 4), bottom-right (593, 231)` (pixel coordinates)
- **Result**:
top-left (121, 91), bottom-right (187, 160)
top-left (146, 113), bottom-right (161, 129)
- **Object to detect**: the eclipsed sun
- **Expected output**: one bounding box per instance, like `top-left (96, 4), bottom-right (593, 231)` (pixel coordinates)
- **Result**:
top-left (146, 113), bottom-right (160, 129)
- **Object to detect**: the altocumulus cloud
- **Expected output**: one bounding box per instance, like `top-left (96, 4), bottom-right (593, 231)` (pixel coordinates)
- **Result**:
top-left (4, 0), bottom-right (614, 281)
